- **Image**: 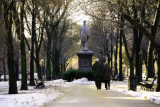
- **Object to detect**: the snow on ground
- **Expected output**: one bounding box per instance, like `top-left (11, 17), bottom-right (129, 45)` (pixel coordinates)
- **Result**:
top-left (110, 80), bottom-right (160, 104)
top-left (71, 78), bottom-right (95, 85)
top-left (52, 78), bottom-right (95, 85)
top-left (0, 78), bottom-right (160, 107)
top-left (0, 78), bottom-right (93, 107)
top-left (0, 81), bottom-right (64, 107)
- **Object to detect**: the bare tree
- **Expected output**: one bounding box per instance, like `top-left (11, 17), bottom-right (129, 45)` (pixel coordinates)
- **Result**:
top-left (119, 0), bottom-right (160, 91)
top-left (2, 0), bottom-right (18, 94)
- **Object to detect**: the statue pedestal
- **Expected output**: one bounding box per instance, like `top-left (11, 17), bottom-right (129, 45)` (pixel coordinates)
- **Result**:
top-left (77, 50), bottom-right (94, 71)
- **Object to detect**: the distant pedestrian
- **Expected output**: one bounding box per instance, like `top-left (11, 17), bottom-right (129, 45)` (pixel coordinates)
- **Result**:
top-left (92, 59), bottom-right (103, 89)
top-left (102, 63), bottom-right (112, 90)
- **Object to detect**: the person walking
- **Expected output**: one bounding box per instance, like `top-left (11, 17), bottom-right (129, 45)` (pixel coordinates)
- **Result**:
top-left (92, 59), bottom-right (103, 89)
top-left (102, 63), bottom-right (112, 90)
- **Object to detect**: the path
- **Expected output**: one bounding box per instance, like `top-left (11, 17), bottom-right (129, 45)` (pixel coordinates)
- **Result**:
top-left (43, 85), bottom-right (159, 107)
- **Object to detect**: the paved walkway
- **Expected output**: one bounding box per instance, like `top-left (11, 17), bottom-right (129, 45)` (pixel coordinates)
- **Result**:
top-left (43, 85), bottom-right (159, 107)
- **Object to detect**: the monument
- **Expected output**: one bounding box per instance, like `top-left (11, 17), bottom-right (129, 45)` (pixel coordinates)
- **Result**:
top-left (77, 20), bottom-right (94, 71)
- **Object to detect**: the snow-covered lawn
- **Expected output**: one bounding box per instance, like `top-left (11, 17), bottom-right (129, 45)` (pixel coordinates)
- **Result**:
top-left (0, 81), bottom-right (65, 107)
top-left (0, 78), bottom-right (160, 107)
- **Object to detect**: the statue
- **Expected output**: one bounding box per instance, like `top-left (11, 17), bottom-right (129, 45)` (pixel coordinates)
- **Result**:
top-left (80, 20), bottom-right (90, 51)
top-left (77, 20), bottom-right (93, 71)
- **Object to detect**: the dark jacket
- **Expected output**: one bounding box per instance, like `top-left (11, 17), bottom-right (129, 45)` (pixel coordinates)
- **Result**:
top-left (92, 61), bottom-right (103, 77)
top-left (102, 64), bottom-right (112, 81)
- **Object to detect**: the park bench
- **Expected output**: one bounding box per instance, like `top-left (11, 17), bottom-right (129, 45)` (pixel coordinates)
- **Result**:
top-left (35, 78), bottom-right (45, 89)
top-left (140, 78), bottom-right (154, 90)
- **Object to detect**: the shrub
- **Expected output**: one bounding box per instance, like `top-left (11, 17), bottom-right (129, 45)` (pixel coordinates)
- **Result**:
top-left (75, 70), bottom-right (94, 81)
top-left (62, 69), bottom-right (76, 82)
top-left (62, 72), bottom-right (69, 81)
top-left (62, 69), bottom-right (94, 82)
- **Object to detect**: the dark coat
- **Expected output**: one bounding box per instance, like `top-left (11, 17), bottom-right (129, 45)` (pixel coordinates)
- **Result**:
top-left (102, 64), bottom-right (112, 81)
top-left (92, 61), bottom-right (103, 77)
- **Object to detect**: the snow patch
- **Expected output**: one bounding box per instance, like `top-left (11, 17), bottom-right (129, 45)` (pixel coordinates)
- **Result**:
top-left (71, 78), bottom-right (95, 85)
top-left (52, 79), bottom-right (66, 83)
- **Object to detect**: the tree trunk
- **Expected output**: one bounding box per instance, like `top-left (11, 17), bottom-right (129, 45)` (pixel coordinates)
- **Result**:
top-left (108, 55), bottom-right (111, 66)
top-left (46, 36), bottom-right (52, 80)
top-left (114, 30), bottom-right (118, 77)
top-left (63, 61), bottom-right (66, 73)
top-left (147, 1), bottom-right (160, 79)
top-left (36, 50), bottom-right (42, 81)
top-left (129, 59), bottom-right (134, 77)
top-left (52, 47), bottom-right (60, 79)
top-left (43, 55), bottom-right (46, 80)
top-left (132, 0), bottom-right (140, 83)
top-left (20, 0), bottom-right (28, 90)
top-left (35, 26), bottom-right (44, 81)
top-left (60, 59), bottom-right (63, 78)
top-left (2, 58), bottom-right (7, 81)
top-left (12, 0), bottom-right (20, 81)
top-left (135, 30), bottom-right (143, 84)
top-left (4, 9), bottom-right (18, 94)
top-left (29, 0), bottom-right (35, 85)
top-left (156, 51), bottom-right (160, 91)
top-left (119, 16), bottom-right (123, 81)
top-left (110, 34), bottom-right (113, 71)
top-left (143, 50), bottom-right (148, 74)
top-left (136, 0), bottom-right (146, 84)
top-left (147, 43), bottom-right (154, 79)
top-left (15, 58), bottom-right (19, 80)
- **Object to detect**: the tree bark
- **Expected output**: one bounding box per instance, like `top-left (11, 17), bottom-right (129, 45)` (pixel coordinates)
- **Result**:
top-left (114, 30), bottom-right (118, 77)
top-left (46, 35), bottom-right (52, 80)
top-left (35, 26), bottom-right (44, 81)
top-left (129, 59), bottom-right (134, 77)
top-left (147, 44), bottom-right (154, 78)
top-left (52, 47), bottom-right (60, 79)
top-left (156, 51), bottom-right (160, 91)
top-left (136, 0), bottom-right (146, 83)
top-left (119, 16), bottom-right (123, 81)
top-left (20, 0), bottom-right (28, 90)
top-left (36, 49), bottom-right (42, 81)
top-left (2, 57), bottom-right (7, 81)
top-left (15, 58), bottom-right (19, 80)
top-left (29, 0), bottom-right (36, 85)
top-left (4, 7), bottom-right (18, 94)
top-left (110, 33), bottom-right (113, 72)
top-left (12, 1), bottom-right (20, 81)
top-left (135, 30), bottom-right (143, 84)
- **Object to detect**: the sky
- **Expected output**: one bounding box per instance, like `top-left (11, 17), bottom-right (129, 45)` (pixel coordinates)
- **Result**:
top-left (69, 10), bottom-right (91, 25)
top-left (25, 0), bottom-right (91, 38)
top-left (68, 0), bottom-right (92, 25)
